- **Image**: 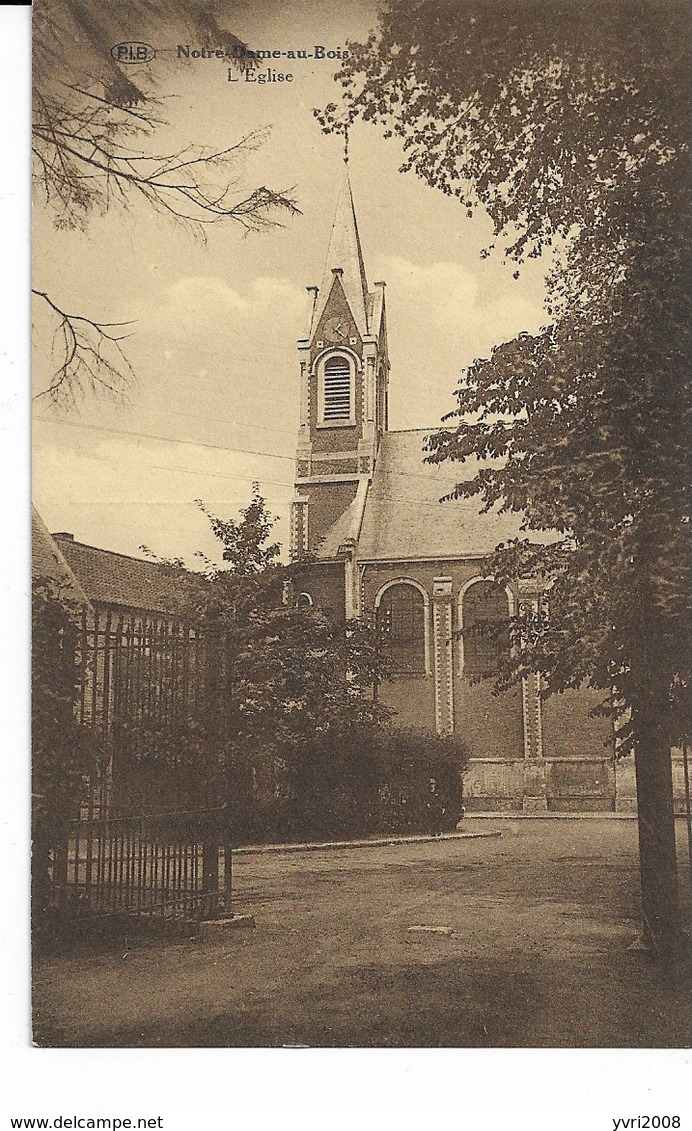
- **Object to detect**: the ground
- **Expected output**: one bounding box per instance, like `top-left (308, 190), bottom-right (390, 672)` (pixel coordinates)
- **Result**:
top-left (33, 819), bottom-right (692, 1048)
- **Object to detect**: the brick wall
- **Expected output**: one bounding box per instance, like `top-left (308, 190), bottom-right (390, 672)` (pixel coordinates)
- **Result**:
top-left (455, 678), bottom-right (524, 759)
top-left (292, 562), bottom-right (345, 624)
top-left (542, 686), bottom-right (613, 759)
top-left (306, 482), bottom-right (359, 552)
top-left (376, 674), bottom-right (437, 732)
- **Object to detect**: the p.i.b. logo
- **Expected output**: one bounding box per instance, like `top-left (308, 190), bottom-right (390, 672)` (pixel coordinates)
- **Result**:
top-left (110, 42), bottom-right (156, 64)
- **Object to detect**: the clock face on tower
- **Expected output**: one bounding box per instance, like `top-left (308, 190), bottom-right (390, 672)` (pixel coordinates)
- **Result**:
top-left (323, 316), bottom-right (351, 343)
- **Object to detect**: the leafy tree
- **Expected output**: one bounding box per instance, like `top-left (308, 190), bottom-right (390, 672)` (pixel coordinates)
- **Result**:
top-left (129, 491), bottom-right (471, 841)
top-left (196, 486), bottom-right (282, 576)
top-left (33, 0), bottom-right (299, 406)
top-left (193, 488), bottom-right (387, 749)
top-left (132, 490), bottom-right (391, 837)
top-left (196, 493), bottom-right (388, 770)
top-left (32, 578), bottom-right (93, 925)
top-left (320, 0), bottom-right (691, 953)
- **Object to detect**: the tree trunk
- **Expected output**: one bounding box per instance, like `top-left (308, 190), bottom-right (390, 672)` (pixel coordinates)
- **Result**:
top-left (631, 695), bottom-right (681, 955)
top-left (626, 566), bottom-right (685, 957)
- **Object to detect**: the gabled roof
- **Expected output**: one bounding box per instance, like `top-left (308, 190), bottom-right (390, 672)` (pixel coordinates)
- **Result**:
top-left (312, 168), bottom-right (370, 338)
top-left (32, 508), bottom-right (91, 608)
top-left (356, 430), bottom-right (543, 562)
top-left (53, 534), bottom-right (195, 617)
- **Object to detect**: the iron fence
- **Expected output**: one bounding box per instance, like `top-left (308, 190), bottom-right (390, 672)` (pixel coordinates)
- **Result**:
top-left (49, 808), bottom-right (232, 923)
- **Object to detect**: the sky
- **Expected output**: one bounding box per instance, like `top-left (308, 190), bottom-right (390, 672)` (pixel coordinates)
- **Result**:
top-left (32, 0), bottom-right (552, 568)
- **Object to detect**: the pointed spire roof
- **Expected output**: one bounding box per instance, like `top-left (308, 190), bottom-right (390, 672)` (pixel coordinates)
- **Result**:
top-left (313, 167), bottom-right (369, 337)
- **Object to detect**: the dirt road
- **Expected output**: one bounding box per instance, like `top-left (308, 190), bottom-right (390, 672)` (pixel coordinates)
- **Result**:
top-left (33, 818), bottom-right (692, 1047)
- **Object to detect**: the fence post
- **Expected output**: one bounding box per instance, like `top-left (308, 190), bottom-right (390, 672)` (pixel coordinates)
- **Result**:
top-left (32, 811), bottom-right (60, 923)
top-left (222, 802), bottom-right (233, 915)
top-left (201, 835), bottom-right (219, 920)
top-left (54, 821), bottom-right (70, 911)
top-left (223, 844), bottom-right (233, 916)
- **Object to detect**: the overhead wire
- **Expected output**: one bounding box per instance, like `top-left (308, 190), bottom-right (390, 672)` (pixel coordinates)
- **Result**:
top-left (34, 414), bottom-right (296, 464)
top-left (34, 415), bottom-right (472, 491)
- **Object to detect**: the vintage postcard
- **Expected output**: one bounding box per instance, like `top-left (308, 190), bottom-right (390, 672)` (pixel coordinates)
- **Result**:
top-left (30, 0), bottom-right (691, 1056)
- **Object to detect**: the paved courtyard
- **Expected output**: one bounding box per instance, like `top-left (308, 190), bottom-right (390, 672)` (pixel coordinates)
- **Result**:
top-left (33, 819), bottom-right (692, 1048)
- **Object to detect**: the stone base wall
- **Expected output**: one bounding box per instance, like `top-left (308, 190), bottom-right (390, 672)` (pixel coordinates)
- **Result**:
top-left (615, 750), bottom-right (689, 816)
top-left (463, 759), bottom-right (525, 811)
top-left (465, 752), bottom-right (690, 814)
top-left (464, 757), bottom-right (617, 812)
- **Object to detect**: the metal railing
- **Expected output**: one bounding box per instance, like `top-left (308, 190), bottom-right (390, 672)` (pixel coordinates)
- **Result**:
top-left (49, 807), bottom-right (232, 923)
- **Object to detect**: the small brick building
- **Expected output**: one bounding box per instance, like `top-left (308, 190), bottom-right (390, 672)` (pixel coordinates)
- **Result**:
top-left (288, 170), bottom-right (685, 813)
top-left (33, 513), bottom-right (208, 811)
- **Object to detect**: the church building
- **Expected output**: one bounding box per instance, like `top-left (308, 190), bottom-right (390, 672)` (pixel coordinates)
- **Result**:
top-left (289, 167), bottom-right (650, 814)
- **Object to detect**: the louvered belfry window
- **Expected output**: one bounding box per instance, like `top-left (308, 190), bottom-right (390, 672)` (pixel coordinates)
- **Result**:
top-left (322, 355), bottom-right (352, 422)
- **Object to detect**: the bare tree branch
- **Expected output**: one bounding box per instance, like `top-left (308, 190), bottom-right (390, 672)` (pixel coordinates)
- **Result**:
top-left (33, 289), bottom-right (136, 406)
top-left (33, 89), bottom-right (300, 235)
top-left (33, 8), bottom-right (301, 408)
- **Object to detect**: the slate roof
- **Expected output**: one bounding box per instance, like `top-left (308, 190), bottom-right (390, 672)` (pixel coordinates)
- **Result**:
top-left (53, 534), bottom-right (192, 616)
top-left (356, 429), bottom-right (540, 562)
top-left (311, 168), bottom-right (370, 338)
top-left (32, 508), bottom-right (91, 608)
top-left (315, 479), bottom-right (369, 560)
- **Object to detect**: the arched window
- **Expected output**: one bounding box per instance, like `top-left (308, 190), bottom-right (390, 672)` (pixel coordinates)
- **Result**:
top-left (295, 591), bottom-right (313, 608)
top-left (378, 583), bottom-right (426, 674)
top-left (462, 581), bottom-right (510, 674)
top-left (320, 354), bottom-right (353, 423)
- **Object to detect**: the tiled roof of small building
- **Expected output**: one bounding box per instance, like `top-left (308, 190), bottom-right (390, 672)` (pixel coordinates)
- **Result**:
top-left (53, 534), bottom-right (193, 617)
top-left (357, 429), bottom-right (544, 562)
top-left (32, 508), bottom-right (91, 608)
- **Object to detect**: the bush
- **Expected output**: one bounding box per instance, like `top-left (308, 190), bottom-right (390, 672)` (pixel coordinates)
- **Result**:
top-left (373, 727), bottom-right (470, 835)
top-left (265, 723), bottom-right (470, 844)
top-left (110, 712), bottom-right (470, 845)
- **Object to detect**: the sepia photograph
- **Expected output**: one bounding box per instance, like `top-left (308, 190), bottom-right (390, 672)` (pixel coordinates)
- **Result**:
top-left (30, 0), bottom-right (691, 1052)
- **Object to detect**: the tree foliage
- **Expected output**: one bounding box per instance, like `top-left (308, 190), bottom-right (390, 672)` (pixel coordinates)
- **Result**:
top-left (32, 578), bottom-right (92, 823)
top-left (192, 490), bottom-right (386, 747)
top-left (319, 0), bottom-right (691, 735)
top-left (129, 491), bottom-right (391, 819)
top-left (319, 0), bottom-right (691, 949)
top-left (130, 489), bottom-right (470, 842)
top-left (196, 484), bottom-right (282, 576)
top-left (33, 0), bottom-right (299, 406)
top-left (319, 0), bottom-right (688, 271)
top-left (32, 578), bottom-right (94, 920)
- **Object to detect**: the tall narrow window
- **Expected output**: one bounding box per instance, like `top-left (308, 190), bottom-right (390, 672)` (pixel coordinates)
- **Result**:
top-left (462, 581), bottom-right (510, 674)
top-left (378, 583), bottom-right (426, 674)
top-left (322, 355), bottom-right (352, 422)
top-left (377, 365), bottom-right (387, 431)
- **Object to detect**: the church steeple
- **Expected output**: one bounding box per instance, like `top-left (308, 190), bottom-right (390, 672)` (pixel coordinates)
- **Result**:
top-left (292, 167), bottom-right (390, 564)
top-left (310, 168), bottom-right (369, 339)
